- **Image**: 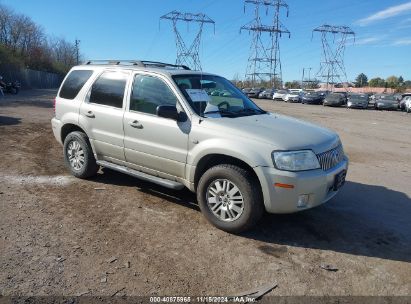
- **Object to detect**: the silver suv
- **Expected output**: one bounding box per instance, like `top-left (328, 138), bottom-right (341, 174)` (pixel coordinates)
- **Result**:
top-left (51, 60), bottom-right (348, 233)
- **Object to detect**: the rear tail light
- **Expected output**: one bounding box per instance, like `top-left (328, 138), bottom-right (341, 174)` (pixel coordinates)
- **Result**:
top-left (53, 98), bottom-right (56, 115)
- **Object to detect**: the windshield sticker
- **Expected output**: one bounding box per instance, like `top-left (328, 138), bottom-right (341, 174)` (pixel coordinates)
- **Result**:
top-left (186, 89), bottom-right (211, 102)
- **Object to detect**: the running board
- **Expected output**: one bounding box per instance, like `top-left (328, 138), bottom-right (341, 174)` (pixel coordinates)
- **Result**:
top-left (96, 160), bottom-right (184, 190)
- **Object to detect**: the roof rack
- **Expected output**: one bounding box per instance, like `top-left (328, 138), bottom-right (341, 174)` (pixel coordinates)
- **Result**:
top-left (83, 60), bottom-right (191, 70)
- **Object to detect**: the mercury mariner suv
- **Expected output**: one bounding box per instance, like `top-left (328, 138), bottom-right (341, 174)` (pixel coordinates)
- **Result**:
top-left (51, 60), bottom-right (348, 233)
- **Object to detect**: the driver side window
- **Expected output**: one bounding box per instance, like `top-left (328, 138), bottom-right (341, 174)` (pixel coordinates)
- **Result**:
top-left (130, 75), bottom-right (177, 115)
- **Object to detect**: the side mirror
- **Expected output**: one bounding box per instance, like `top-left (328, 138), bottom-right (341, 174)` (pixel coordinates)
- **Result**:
top-left (156, 105), bottom-right (179, 120)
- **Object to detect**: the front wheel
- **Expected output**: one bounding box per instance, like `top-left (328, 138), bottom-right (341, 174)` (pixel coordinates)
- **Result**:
top-left (63, 131), bottom-right (98, 179)
top-left (197, 164), bottom-right (264, 233)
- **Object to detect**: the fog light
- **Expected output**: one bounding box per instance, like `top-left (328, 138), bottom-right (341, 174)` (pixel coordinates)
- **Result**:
top-left (297, 195), bottom-right (309, 208)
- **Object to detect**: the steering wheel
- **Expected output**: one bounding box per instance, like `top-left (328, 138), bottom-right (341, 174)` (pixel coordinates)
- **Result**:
top-left (217, 101), bottom-right (230, 110)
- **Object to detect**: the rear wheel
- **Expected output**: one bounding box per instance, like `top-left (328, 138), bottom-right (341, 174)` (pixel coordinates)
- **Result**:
top-left (63, 131), bottom-right (98, 179)
top-left (197, 164), bottom-right (264, 233)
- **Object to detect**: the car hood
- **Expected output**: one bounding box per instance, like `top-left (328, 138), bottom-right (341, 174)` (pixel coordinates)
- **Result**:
top-left (201, 113), bottom-right (339, 153)
top-left (302, 95), bottom-right (320, 100)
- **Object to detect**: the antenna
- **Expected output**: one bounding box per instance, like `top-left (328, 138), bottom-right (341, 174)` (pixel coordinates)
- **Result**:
top-left (240, 0), bottom-right (290, 88)
top-left (160, 10), bottom-right (215, 71)
top-left (312, 24), bottom-right (355, 91)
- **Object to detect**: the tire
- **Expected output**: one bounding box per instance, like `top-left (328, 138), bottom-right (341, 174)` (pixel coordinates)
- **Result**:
top-left (197, 164), bottom-right (264, 233)
top-left (63, 131), bottom-right (98, 179)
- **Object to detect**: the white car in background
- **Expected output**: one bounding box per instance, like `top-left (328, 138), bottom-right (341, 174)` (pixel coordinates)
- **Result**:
top-left (405, 96), bottom-right (411, 113)
top-left (283, 91), bottom-right (302, 103)
top-left (272, 90), bottom-right (288, 100)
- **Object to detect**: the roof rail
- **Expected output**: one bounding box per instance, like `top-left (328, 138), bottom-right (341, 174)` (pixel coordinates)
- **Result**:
top-left (83, 60), bottom-right (190, 70)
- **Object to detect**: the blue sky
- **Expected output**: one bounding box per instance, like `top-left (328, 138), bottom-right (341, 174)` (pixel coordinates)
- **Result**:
top-left (2, 0), bottom-right (411, 81)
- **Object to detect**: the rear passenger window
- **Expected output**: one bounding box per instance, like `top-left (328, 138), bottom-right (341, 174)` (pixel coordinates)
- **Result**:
top-left (59, 70), bottom-right (93, 99)
top-left (130, 75), bottom-right (177, 114)
top-left (89, 71), bottom-right (128, 108)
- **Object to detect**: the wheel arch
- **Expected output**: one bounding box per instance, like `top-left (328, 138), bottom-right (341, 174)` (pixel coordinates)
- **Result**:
top-left (193, 154), bottom-right (263, 196)
top-left (60, 123), bottom-right (88, 143)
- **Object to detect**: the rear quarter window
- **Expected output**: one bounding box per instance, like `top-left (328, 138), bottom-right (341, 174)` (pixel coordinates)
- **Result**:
top-left (59, 70), bottom-right (94, 100)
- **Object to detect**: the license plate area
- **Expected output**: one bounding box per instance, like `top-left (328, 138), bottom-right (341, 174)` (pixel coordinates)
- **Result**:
top-left (333, 170), bottom-right (346, 191)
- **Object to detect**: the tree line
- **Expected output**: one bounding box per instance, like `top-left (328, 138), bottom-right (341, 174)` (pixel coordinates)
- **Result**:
top-left (0, 4), bottom-right (79, 75)
top-left (355, 73), bottom-right (410, 91)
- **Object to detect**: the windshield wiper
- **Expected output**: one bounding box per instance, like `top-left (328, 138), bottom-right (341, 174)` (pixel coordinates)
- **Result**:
top-left (235, 108), bottom-right (266, 115)
top-left (202, 109), bottom-right (238, 116)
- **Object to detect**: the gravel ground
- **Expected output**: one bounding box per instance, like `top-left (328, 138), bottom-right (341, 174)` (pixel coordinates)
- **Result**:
top-left (0, 90), bottom-right (410, 298)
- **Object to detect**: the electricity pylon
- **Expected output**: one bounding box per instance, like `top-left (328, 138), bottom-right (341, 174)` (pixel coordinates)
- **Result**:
top-left (160, 10), bottom-right (215, 71)
top-left (312, 24), bottom-right (355, 91)
top-left (241, 0), bottom-right (290, 88)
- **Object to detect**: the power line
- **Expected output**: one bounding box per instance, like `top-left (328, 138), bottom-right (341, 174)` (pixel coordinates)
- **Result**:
top-left (240, 0), bottom-right (290, 88)
top-left (160, 10), bottom-right (215, 71)
top-left (312, 24), bottom-right (355, 91)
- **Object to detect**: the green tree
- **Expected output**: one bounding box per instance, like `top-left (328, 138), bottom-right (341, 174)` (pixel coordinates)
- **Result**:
top-left (284, 80), bottom-right (301, 89)
top-left (398, 76), bottom-right (404, 84)
top-left (386, 75), bottom-right (399, 89)
top-left (355, 73), bottom-right (368, 87)
top-left (368, 77), bottom-right (386, 87)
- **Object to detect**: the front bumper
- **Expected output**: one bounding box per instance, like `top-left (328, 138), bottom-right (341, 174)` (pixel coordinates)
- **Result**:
top-left (347, 102), bottom-right (367, 109)
top-left (376, 103), bottom-right (398, 110)
top-left (255, 158), bottom-right (349, 213)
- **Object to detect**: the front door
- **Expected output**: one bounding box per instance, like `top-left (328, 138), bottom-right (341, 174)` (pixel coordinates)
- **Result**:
top-left (79, 70), bottom-right (129, 162)
top-left (123, 73), bottom-right (190, 179)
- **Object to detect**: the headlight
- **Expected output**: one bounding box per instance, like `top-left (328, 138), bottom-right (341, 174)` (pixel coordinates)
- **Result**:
top-left (272, 150), bottom-right (320, 171)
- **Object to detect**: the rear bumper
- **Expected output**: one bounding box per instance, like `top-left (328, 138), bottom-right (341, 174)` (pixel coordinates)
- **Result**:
top-left (51, 117), bottom-right (63, 145)
top-left (255, 158), bottom-right (349, 213)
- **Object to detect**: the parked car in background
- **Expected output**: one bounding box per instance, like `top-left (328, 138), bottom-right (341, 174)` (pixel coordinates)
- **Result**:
top-left (301, 92), bottom-right (323, 105)
top-left (374, 95), bottom-right (399, 110)
top-left (404, 96), bottom-right (411, 113)
top-left (323, 93), bottom-right (347, 107)
top-left (283, 91), bottom-right (302, 103)
top-left (316, 90), bottom-right (331, 102)
top-left (242, 88), bottom-right (251, 95)
top-left (259, 88), bottom-right (276, 99)
top-left (399, 93), bottom-right (411, 111)
top-left (273, 90), bottom-right (288, 100)
top-left (247, 88), bottom-right (264, 98)
top-left (347, 94), bottom-right (369, 109)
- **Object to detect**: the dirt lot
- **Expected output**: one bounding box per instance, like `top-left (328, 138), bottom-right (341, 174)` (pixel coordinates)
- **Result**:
top-left (0, 90), bottom-right (410, 298)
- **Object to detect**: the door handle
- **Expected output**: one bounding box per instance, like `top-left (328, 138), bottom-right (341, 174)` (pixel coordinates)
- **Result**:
top-left (129, 120), bottom-right (143, 129)
top-left (85, 110), bottom-right (95, 118)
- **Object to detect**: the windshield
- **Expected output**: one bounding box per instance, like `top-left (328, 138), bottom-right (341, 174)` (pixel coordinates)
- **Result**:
top-left (327, 94), bottom-right (343, 101)
top-left (349, 95), bottom-right (368, 101)
top-left (379, 95), bottom-right (397, 101)
top-left (304, 92), bottom-right (319, 97)
top-left (173, 74), bottom-right (266, 118)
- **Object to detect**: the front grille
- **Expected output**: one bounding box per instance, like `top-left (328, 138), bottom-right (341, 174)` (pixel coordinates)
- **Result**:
top-left (317, 145), bottom-right (345, 171)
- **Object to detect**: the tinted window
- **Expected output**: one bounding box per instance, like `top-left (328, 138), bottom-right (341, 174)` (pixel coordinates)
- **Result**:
top-left (59, 70), bottom-right (93, 99)
top-left (89, 71), bottom-right (128, 108)
top-left (130, 75), bottom-right (177, 114)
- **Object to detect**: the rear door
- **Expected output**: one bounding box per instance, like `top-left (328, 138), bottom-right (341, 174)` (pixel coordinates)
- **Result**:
top-left (123, 73), bottom-right (190, 179)
top-left (79, 70), bottom-right (130, 162)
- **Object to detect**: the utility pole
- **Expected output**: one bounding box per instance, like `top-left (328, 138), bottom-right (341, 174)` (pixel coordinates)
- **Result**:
top-left (160, 11), bottom-right (215, 71)
top-left (301, 67), bottom-right (312, 89)
top-left (241, 0), bottom-right (290, 88)
top-left (312, 25), bottom-right (355, 91)
top-left (74, 39), bottom-right (80, 65)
